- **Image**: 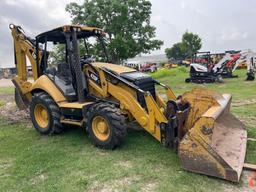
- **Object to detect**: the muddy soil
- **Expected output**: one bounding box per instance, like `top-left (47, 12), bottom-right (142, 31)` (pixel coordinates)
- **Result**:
top-left (0, 93), bottom-right (29, 124)
top-left (0, 79), bottom-right (14, 87)
top-left (232, 99), bottom-right (256, 107)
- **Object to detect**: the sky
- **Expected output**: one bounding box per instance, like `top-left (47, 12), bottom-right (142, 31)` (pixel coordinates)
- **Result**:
top-left (1, 0), bottom-right (256, 68)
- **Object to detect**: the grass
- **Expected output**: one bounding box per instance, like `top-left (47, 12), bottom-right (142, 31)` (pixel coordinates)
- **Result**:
top-left (0, 87), bottom-right (14, 94)
top-left (0, 68), bottom-right (255, 191)
top-left (0, 101), bottom-right (5, 107)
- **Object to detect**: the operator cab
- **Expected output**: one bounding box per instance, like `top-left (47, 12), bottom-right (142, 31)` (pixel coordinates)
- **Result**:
top-left (35, 25), bottom-right (109, 102)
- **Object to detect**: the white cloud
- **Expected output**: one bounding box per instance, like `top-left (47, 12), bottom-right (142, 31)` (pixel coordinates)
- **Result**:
top-left (180, 1), bottom-right (187, 9)
top-left (221, 29), bottom-right (248, 41)
top-left (5, 0), bottom-right (20, 6)
top-left (0, 0), bottom-right (73, 68)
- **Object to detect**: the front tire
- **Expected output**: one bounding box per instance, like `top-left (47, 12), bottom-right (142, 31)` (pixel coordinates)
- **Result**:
top-left (30, 92), bottom-right (64, 135)
top-left (86, 103), bottom-right (127, 149)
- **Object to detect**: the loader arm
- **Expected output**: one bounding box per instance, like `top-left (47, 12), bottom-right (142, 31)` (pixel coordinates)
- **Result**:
top-left (85, 65), bottom-right (188, 145)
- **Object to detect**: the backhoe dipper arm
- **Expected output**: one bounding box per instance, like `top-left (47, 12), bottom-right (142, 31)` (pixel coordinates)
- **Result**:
top-left (231, 51), bottom-right (255, 73)
top-left (246, 52), bottom-right (256, 72)
top-left (9, 24), bottom-right (42, 81)
top-left (212, 53), bottom-right (231, 73)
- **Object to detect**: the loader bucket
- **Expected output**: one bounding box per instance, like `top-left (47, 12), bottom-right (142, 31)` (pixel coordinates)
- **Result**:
top-left (179, 88), bottom-right (247, 182)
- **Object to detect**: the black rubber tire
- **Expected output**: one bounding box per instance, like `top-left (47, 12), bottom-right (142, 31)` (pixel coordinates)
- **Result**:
top-left (86, 103), bottom-right (127, 149)
top-left (246, 73), bottom-right (255, 81)
top-left (30, 92), bottom-right (64, 135)
top-left (185, 78), bottom-right (191, 83)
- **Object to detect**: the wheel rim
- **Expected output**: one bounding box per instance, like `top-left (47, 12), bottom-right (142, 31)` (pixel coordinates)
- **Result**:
top-left (92, 116), bottom-right (110, 141)
top-left (34, 104), bottom-right (49, 128)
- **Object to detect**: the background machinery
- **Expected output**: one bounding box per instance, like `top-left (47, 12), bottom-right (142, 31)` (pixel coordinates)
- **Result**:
top-left (10, 24), bottom-right (247, 182)
top-left (232, 50), bottom-right (255, 81)
top-left (245, 51), bottom-right (255, 80)
top-left (220, 52), bottom-right (241, 78)
top-left (186, 50), bottom-right (255, 83)
top-left (222, 50), bottom-right (256, 80)
top-left (185, 52), bottom-right (231, 83)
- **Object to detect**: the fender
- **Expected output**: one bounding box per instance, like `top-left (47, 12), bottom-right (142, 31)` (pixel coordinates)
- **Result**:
top-left (30, 75), bottom-right (66, 103)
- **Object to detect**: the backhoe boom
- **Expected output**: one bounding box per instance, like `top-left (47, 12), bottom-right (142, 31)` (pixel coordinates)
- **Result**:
top-left (9, 24), bottom-right (42, 81)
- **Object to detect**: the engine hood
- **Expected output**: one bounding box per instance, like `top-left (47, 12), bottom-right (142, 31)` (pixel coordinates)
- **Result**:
top-left (190, 63), bottom-right (208, 72)
top-left (92, 62), bottom-right (136, 75)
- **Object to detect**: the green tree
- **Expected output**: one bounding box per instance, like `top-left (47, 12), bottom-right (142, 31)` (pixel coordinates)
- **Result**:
top-left (49, 44), bottom-right (66, 66)
top-left (165, 31), bottom-right (202, 60)
top-left (165, 42), bottom-right (186, 60)
top-left (182, 31), bottom-right (202, 58)
top-left (66, 0), bottom-right (163, 63)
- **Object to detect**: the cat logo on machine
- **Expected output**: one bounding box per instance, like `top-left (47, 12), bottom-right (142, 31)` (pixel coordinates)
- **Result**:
top-left (89, 71), bottom-right (100, 84)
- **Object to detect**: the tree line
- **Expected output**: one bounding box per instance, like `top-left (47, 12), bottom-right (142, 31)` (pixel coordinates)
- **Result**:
top-left (52, 0), bottom-right (202, 63)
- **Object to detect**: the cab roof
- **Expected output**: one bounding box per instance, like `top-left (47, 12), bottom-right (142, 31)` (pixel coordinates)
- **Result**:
top-left (36, 25), bottom-right (104, 43)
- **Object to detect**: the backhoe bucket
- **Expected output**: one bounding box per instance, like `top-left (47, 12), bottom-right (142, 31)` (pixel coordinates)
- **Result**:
top-left (14, 87), bottom-right (29, 110)
top-left (179, 88), bottom-right (247, 182)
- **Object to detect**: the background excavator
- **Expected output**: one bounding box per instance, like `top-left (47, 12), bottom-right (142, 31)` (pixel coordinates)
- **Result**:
top-left (220, 50), bottom-right (255, 80)
top-left (185, 51), bottom-right (231, 83)
top-left (245, 51), bottom-right (255, 80)
top-left (10, 24), bottom-right (248, 182)
top-left (186, 51), bottom-right (255, 83)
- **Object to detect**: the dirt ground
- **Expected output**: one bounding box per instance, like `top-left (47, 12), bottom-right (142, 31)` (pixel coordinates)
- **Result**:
top-left (232, 99), bottom-right (256, 107)
top-left (0, 93), bottom-right (29, 124)
top-left (0, 79), bottom-right (14, 87)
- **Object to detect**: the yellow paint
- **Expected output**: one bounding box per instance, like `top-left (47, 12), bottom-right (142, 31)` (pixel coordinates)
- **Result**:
top-left (34, 104), bottom-right (49, 128)
top-left (60, 119), bottom-right (84, 126)
top-left (166, 87), bottom-right (176, 100)
top-left (93, 62), bottom-right (136, 74)
top-left (62, 25), bottom-right (103, 32)
top-left (107, 81), bottom-right (165, 141)
top-left (99, 70), bottom-right (108, 96)
top-left (12, 76), bottom-right (32, 94)
top-left (59, 101), bottom-right (93, 109)
top-left (145, 93), bottom-right (168, 134)
top-left (156, 93), bottom-right (166, 108)
top-left (92, 116), bottom-right (110, 141)
top-left (30, 75), bottom-right (66, 103)
top-left (10, 25), bottom-right (42, 81)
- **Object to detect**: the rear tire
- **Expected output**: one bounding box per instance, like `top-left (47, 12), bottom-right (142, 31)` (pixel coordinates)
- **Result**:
top-left (30, 92), bottom-right (64, 135)
top-left (86, 103), bottom-right (127, 149)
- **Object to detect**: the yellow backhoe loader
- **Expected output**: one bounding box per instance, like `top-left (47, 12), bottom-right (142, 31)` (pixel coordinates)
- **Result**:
top-left (10, 24), bottom-right (248, 182)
